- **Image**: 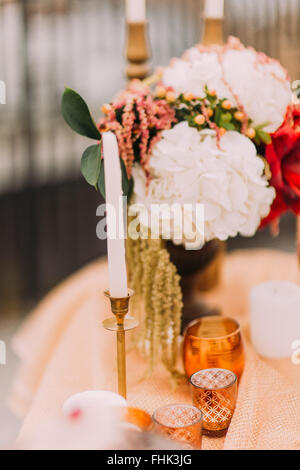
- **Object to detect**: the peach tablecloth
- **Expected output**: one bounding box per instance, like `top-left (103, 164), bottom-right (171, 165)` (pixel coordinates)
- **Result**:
top-left (10, 249), bottom-right (300, 450)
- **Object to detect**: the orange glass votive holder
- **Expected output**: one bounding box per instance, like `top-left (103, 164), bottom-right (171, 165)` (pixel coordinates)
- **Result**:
top-left (183, 316), bottom-right (244, 380)
top-left (152, 404), bottom-right (203, 449)
top-left (190, 368), bottom-right (237, 437)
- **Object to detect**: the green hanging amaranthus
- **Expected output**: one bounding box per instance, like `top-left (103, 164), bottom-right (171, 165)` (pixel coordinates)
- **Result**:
top-left (126, 236), bottom-right (183, 377)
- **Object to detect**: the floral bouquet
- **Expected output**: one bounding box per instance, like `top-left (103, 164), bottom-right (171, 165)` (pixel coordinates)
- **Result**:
top-left (62, 37), bottom-right (298, 375)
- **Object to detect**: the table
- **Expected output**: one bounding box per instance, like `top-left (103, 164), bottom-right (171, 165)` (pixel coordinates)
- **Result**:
top-left (10, 249), bottom-right (300, 450)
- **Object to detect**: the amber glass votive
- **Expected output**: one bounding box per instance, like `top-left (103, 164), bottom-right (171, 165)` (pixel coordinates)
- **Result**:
top-left (190, 368), bottom-right (237, 437)
top-left (152, 404), bottom-right (203, 449)
top-left (183, 316), bottom-right (244, 379)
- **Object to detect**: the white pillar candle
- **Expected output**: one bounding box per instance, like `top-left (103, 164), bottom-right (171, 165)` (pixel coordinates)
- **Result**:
top-left (250, 281), bottom-right (300, 359)
top-left (204, 0), bottom-right (224, 19)
top-left (102, 132), bottom-right (128, 298)
top-left (126, 0), bottom-right (146, 22)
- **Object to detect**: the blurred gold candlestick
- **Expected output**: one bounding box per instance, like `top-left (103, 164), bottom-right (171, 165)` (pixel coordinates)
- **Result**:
top-left (202, 18), bottom-right (224, 46)
top-left (103, 289), bottom-right (138, 399)
top-left (202, 0), bottom-right (224, 46)
top-left (125, 21), bottom-right (151, 80)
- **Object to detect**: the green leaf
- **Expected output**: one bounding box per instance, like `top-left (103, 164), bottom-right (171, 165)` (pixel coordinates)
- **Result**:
top-left (97, 157), bottom-right (134, 202)
top-left (81, 145), bottom-right (101, 186)
top-left (120, 158), bottom-right (134, 201)
top-left (214, 107), bottom-right (221, 126)
top-left (219, 112), bottom-right (235, 130)
top-left (254, 136), bottom-right (261, 146)
top-left (61, 87), bottom-right (101, 140)
top-left (98, 159), bottom-right (106, 199)
top-left (255, 121), bottom-right (271, 131)
top-left (257, 129), bottom-right (272, 145)
top-left (220, 122), bottom-right (235, 130)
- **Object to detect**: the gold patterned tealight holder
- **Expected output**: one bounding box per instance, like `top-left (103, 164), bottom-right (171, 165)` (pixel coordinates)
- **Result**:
top-left (152, 404), bottom-right (203, 450)
top-left (103, 289), bottom-right (138, 399)
top-left (125, 21), bottom-right (152, 80)
top-left (190, 368), bottom-right (237, 437)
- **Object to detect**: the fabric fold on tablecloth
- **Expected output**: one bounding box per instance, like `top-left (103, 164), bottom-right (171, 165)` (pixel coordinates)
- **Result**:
top-left (10, 259), bottom-right (108, 417)
top-left (225, 345), bottom-right (300, 450)
top-left (9, 250), bottom-right (300, 450)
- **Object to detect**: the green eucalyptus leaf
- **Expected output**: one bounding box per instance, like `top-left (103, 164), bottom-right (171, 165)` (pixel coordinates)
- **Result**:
top-left (61, 87), bottom-right (101, 140)
top-left (97, 157), bottom-right (134, 202)
top-left (81, 145), bottom-right (101, 186)
top-left (98, 158), bottom-right (106, 200)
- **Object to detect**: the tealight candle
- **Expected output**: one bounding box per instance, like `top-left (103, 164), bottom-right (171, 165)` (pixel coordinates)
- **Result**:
top-left (204, 0), bottom-right (224, 19)
top-left (102, 132), bottom-right (128, 298)
top-left (250, 281), bottom-right (300, 359)
top-left (126, 0), bottom-right (146, 22)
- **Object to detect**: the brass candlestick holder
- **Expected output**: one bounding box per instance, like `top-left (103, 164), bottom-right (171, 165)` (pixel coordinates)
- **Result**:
top-left (202, 18), bottom-right (224, 46)
top-left (103, 289), bottom-right (138, 399)
top-left (125, 21), bottom-right (151, 80)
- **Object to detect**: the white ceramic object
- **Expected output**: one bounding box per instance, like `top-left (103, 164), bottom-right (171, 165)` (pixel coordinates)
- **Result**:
top-left (63, 390), bottom-right (128, 419)
top-left (250, 281), bottom-right (300, 359)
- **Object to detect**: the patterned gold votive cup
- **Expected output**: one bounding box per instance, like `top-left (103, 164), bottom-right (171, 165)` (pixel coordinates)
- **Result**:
top-left (152, 404), bottom-right (203, 449)
top-left (190, 368), bottom-right (237, 437)
top-left (183, 316), bottom-right (244, 379)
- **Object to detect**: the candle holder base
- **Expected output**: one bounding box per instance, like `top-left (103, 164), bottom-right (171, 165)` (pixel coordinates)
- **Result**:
top-left (102, 316), bottom-right (139, 332)
top-left (103, 288), bottom-right (137, 398)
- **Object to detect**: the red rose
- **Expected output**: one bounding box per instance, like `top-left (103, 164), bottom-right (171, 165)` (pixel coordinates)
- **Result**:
top-left (261, 105), bottom-right (300, 227)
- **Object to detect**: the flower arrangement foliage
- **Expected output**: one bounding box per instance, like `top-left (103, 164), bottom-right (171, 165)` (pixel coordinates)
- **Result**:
top-left (132, 123), bottom-right (275, 247)
top-left (61, 37), bottom-right (299, 373)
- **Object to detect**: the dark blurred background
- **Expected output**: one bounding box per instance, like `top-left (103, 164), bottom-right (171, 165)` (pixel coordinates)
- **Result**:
top-left (0, 0), bottom-right (298, 316)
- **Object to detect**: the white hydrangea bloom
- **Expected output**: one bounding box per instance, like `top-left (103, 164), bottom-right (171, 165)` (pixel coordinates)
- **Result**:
top-left (131, 122), bottom-right (275, 248)
top-left (163, 47), bottom-right (292, 133)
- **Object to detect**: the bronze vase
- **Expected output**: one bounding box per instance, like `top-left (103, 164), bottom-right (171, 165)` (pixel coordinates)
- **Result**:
top-left (166, 240), bottom-right (225, 330)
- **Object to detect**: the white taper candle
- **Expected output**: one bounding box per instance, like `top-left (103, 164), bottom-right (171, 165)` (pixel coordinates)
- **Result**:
top-left (204, 0), bottom-right (224, 19)
top-left (126, 0), bottom-right (146, 22)
top-left (102, 132), bottom-right (128, 298)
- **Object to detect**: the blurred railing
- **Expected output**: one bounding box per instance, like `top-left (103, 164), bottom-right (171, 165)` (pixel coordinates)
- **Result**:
top-left (0, 0), bottom-right (298, 311)
top-left (1, 0), bottom-right (299, 193)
